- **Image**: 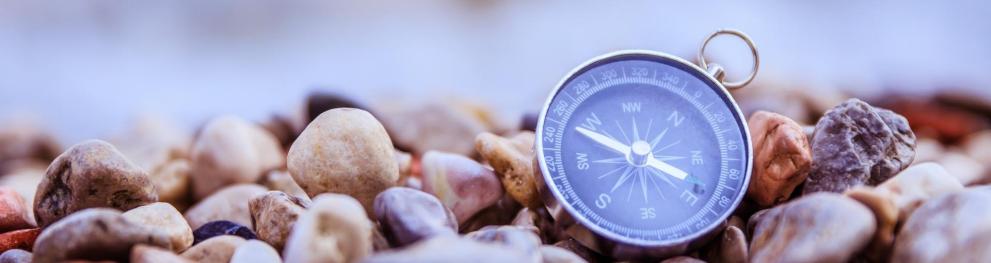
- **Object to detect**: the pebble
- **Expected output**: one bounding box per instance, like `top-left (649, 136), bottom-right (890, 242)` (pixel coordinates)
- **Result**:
top-left (373, 187), bottom-right (457, 247)
top-left (892, 186), bottom-right (991, 262)
top-left (937, 151), bottom-right (987, 185)
top-left (465, 225), bottom-right (542, 261)
top-left (804, 98), bottom-right (916, 194)
top-left (475, 132), bottom-right (541, 209)
top-left (747, 111), bottom-right (812, 206)
top-left (180, 235), bottom-right (246, 263)
top-left (0, 118), bottom-right (60, 174)
top-left (0, 228), bottom-right (39, 252)
top-left (0, 249), bottom-right (31, 263)
top-left (0, 164), bottom-right (44, 222)
top-left (32, 208), bottom-right (171, 263)
top-left (190, 116), bottom-right (284, 200)
top-left (283, 193), bottom-right (373, 263)
top-left (230, 239), bottom-right (283, 263)
top-left (0, 187), bottom-right (33, 232)
top-left (420, 151), bottom-right (503, 224)
top-left (540, 245), bottom-right (588, 263)
top-left (184, 184), bottom-right (266, 230)
top-left (361, 235), bottom-right (534, 263)
top-left (394, 150), bottom-right (414, 182)
top-left (249, 191), bottom-right (308, 250)
top-left (749, 192), bottom-right (875, 263)
top-left (843, 187), bottom-right (898, 261)
top-left (874, 162), bottom-right (963, 222)
top-left (287, 108), bottom-right (399, 215)
top-left (459, 194), bottom-right (522, 233)
top-left (130, 245), bottom-right (192, 263)
top-left (701, 226), bottom-right (748, 263)
top-left (258, 170), bottom-right (311, 202)
top-left (305, 91), bottom-right (371, 124)
top-left (512, 207), bottom-right (566, 243)
top-left (262, 114), bottom-right (302, 151)
top-left (379, 102), bottom-right (489, 157)
top-left (33, 140), bottom-right (158, 227)
top-left (122, 202), bottom-right (194, 252)
top-left (192, 220), bottom-right (257, 245)
top-left (110, 116), bottom-right (192, 208)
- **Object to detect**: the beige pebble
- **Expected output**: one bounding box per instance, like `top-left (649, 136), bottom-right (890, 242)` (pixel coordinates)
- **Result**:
top-left (288, 108), bottom-right (399, 216)
top-left (110, 116), bottom-right (192, 208)
top-left (361, 235), bottom-right (534, 263)
top-left (184, 184), bottom-right (266, 230)
top-left (130, 245), bottom-right (192, 263)
top-left (231, 239), bottom-right (282, 263)
top-left (283, 193), bottom-right (373, 263)
top-left (180, 235), bottom-right (246, 263)
top-left (475, 132), bottom-right (540, 209)
top-left (258, 170), bottom-right (310, 202)
top-left (33, 208), bottom-right (172, 263)
top-left (33, 140), bottom-right (158, 227)
top-left (249, 191), bottom-right (308, 251)
top-left (892, 186), bottom-right (991, 262)
top-left (122, 202), bottom-right (194, 252)
top-left (749, 193), bottom-right (875, 263)
top-left (190, 116), bottom-right (284, 200)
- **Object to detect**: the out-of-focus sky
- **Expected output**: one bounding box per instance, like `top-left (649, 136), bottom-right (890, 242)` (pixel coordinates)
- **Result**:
top-left (1, 1), bottom-right (989, 143)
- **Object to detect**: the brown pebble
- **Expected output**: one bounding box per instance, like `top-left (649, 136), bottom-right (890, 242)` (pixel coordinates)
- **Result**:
top-left (249, 191), bottom-right (308, 251)
top-left (32, 208), bottom-right (171, 263)
top-left (747, 111), bottom-right (811, 206)
top-left (184, 184), bottom-right (266, 230)
top-left (475, 132), bottom-right (541, 209)
top-left (180, 235), bottom-right (246, 263)
top-left (33, 140), bottom-right (158, 227)
top-left (0, 228), bottom-right (39, 252)
top-left (0, 187), bottom-right (33, 232)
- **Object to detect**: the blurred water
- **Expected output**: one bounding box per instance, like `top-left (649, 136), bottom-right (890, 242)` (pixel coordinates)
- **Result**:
top-left (1, 1), bottom-right (989, 143)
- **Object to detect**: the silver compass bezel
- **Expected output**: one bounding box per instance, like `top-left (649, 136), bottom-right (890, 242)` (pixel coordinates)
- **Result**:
top-left (534, 49), bottom-right (754, 260)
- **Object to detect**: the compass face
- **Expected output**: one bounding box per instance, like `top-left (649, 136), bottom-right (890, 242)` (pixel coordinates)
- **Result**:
top-left (536, 52), bottom-right (751, 246)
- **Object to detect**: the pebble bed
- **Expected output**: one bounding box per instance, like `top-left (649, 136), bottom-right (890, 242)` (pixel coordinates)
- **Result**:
top-left (0, 86), bottom-right (989, 263)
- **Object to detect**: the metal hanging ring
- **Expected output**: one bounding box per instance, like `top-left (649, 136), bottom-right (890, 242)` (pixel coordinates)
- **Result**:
top-left (697, 29), bottom-right (759, 90)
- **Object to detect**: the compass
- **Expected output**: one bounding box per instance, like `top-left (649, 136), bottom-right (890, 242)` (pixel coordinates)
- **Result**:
top-left (535, 30), bottom-right (758, 260)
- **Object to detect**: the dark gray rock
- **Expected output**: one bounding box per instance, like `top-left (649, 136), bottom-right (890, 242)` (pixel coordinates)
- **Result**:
top-left (804, 98), bottom-right (916, 193)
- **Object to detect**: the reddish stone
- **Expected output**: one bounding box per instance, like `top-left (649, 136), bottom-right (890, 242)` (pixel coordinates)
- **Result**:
top-left (0, 228), bottom-right (40, 252)
top-left (0, 187), bottom-right (33, 232)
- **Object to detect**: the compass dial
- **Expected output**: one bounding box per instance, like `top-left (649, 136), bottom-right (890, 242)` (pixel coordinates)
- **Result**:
top-left (537, 52), bottom-right (751, 248)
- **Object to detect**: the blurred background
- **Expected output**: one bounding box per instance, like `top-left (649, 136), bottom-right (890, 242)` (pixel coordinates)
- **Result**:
top-left (1, 1), bottom-right (990, 143)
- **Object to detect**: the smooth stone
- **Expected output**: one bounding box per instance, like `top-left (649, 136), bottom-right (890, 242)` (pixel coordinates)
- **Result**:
top-left (0, 187), bottom-right (33, 232)
top-left (122, 202), bottom-right (194, 252)
top-left (373, 187), bottom-right (457, 247)
top-left (0, 228), bottom-right (39, 252)
top-left (33, 140), bottom-right (158, 227)
top-left (287, 108), bottom-right (399, 216)
top-left (258, 170), bottom-right (311, 202)
top-left (804, 98), bottom-right (916, 193)
top-left (180, 235), bottom-right (246, 263)
top-left (511, 207), bottom-right (566, 244)
top-left (361, 235), bottom-right (534, 263)
top-left (32, 208), bottom-right (171, 263)
top-left (184, 184), bottom-right (266, 230)
top-left (230, 239), bottom-right (282, 263)
top-left (475, 132), bottom-right (540, 209)
top-left (130, 245), bottom-right (192, 263)
top-left (0, 249), bottom-right (31, 263)
top-left (459, 194), bottom-right (522, 233)
top-left (190, 116), bottom-right (284, 200)
top-left (747, 111), bottom-right (812, 206)
top-left (249, 191), bottom-right (308, 250)
top-left (844, 187), bottom-right (898, 261)
top-left (0, 118), bottom-right (60, 174)
top-left (192, 220), bottom-right (257, 245)
top-left (420, 151), bottom-right (503, 224)
top-left (749, 193), bottom-right (875, 263)
top-left (283, 193), bottom-right (373, 263)
top-left (660, 256), bottom-right (706, 263)
top-left (875, 162), bottom-right (964, 222)
top-left (937, 151), bottom-right (987, 185)
top-left (110, 116), bottom-right (192, 208)
top-left (0, 164), bottom-right (44, 222)
top-left (379, 102), bottom-right (489, 157)
top-left (891, 186), bottom-right (991, 262)
top-left (465, 225), bottom-right (542, 261)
